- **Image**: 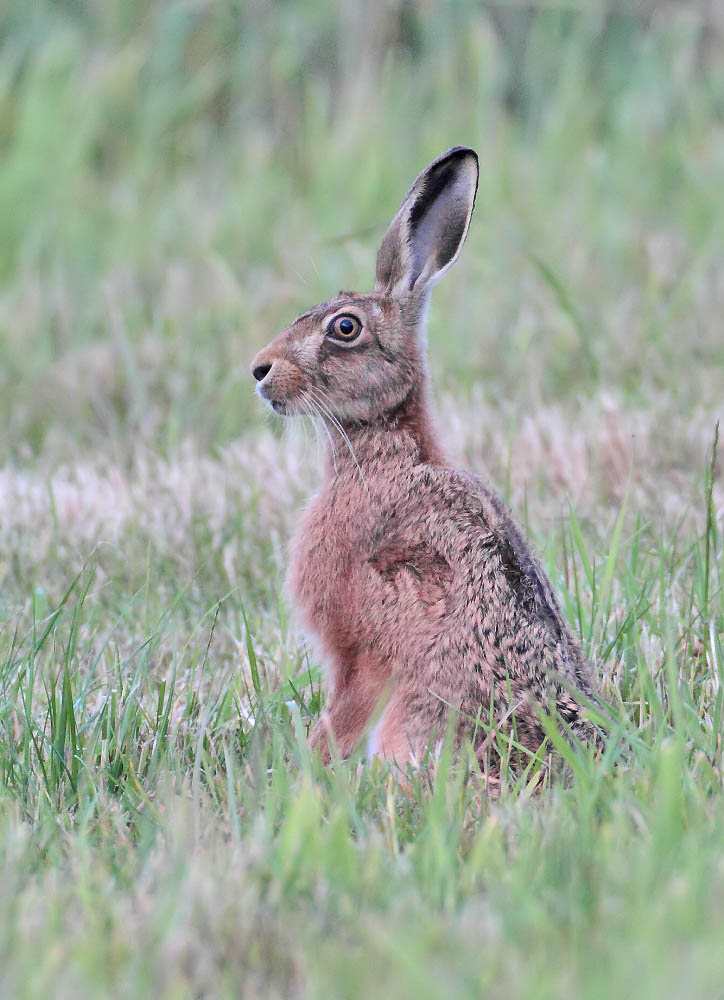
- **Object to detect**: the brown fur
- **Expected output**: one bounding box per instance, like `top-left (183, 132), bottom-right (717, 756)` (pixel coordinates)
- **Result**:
top-left (250, 148), bottom-right (600, 773)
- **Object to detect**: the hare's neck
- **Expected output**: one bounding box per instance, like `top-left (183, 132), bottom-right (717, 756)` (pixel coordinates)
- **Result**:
top-left (324, 379), bottom-right (446, 475)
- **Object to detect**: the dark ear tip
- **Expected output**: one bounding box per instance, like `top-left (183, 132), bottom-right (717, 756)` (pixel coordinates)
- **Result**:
top-left (429, 146), bottom-right (479, 188)
top-left (439, 146), bottom-right (478, 167)
top-left (447, 145), bottom-right (478, 159)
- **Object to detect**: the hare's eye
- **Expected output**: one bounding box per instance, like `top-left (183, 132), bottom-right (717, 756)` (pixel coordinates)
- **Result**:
top-left (328, 314), bottom-right (362, 342)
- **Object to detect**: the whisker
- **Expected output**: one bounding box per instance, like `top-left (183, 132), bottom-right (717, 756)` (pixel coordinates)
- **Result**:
top-left (305, 402), bottom-right (325, 469)
top-left (305, 389), bottom-right (344, 466)
top-left (295, 393), bottom-right (325, 470)
top-left (302, 393), bottom-right (338, 477)
top-left (306, 387), bottom-right (365, 483)
top-left (322, 405), bottom-right (365, 483)
top-left (298, 397), bottom-right (310, 455)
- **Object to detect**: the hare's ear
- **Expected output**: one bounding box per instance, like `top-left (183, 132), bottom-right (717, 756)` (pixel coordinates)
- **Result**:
top-left (374, 146), bottom-right (478, 300)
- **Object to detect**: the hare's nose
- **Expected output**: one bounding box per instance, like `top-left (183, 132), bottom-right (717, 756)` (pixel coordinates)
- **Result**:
top-left (252, 362), bottom-right (272, 382)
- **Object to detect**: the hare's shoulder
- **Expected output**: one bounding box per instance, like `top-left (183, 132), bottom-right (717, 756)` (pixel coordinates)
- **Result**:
top-left (368, 464), bottom-right (506, 580)
top-left (382, 463), bottom-right (570, 632)
top-left (390, 463), bottom-right (508, 539)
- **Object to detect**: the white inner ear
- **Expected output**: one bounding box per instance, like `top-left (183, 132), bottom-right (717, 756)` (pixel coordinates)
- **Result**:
top-left (407, 156), bottom-right (478, 292)
top-left (374, 149), bottom-right (478, 301)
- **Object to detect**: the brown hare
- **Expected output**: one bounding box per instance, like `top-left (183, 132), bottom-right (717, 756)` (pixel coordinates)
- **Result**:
top-left (251, 147), bottom-right (600, 775)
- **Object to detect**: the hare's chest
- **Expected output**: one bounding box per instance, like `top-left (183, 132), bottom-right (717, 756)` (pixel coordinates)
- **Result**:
top-left (287, 489), bottom-right (371, 648)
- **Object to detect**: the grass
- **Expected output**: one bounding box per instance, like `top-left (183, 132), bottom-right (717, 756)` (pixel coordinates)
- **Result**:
top-left (1, 2), bottom-right (723, 996)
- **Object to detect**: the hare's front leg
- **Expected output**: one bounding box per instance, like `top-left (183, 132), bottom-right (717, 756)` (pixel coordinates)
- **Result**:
top-left (308, 689), bottom-right (371, 763)
top-left (308, 649), bottom-right (391, 763)
top-left (369, 687), bottom-right (446, 770)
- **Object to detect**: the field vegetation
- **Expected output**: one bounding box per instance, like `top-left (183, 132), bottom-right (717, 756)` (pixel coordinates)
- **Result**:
top-left (1, 2), bottom-right (723, 996)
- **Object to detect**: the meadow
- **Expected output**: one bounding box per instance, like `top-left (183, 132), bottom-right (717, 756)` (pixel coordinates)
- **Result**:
top-left (1, 2), bottom-right (723, 996)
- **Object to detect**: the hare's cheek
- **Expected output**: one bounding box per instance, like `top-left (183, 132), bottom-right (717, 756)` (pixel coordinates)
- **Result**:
top-left (329, 363), bottom-right (370, 396)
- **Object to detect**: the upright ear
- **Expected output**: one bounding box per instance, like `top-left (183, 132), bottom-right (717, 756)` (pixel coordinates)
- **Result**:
top-left (374, 146), bottom-right (478, 301)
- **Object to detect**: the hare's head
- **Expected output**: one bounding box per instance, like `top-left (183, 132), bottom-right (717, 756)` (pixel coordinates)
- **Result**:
top-left (250, 147), bottom-right (478, 424)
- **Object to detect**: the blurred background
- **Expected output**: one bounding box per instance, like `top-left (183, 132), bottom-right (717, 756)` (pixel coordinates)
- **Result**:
top-left (1, 0), bottom-right (723, 627)
top-left (1, 0), bottom-right (722, 462)
top-left (2, 10), bottom-right (724, 995)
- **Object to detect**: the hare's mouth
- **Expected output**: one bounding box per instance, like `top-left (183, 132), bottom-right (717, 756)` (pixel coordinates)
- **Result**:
top-left (267, 397), bottom-right (300, 416)
top-left (256, 385), bottom-right (293, 415)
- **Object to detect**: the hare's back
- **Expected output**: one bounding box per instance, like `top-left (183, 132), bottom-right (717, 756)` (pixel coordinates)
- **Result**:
top-left (398, 464), bottom-right (590, 678)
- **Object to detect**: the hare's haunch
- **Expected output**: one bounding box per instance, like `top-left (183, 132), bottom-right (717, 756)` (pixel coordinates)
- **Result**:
top-left (251, 147), bottom-right (601, 771)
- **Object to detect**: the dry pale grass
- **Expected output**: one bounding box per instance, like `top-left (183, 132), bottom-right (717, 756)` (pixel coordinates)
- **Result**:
top-left (2, 8), bottom-right (724, 996)
top-left (1, 388), bottom-right (719, 726)
top-left (1, 392), bottom-right (719, 575)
